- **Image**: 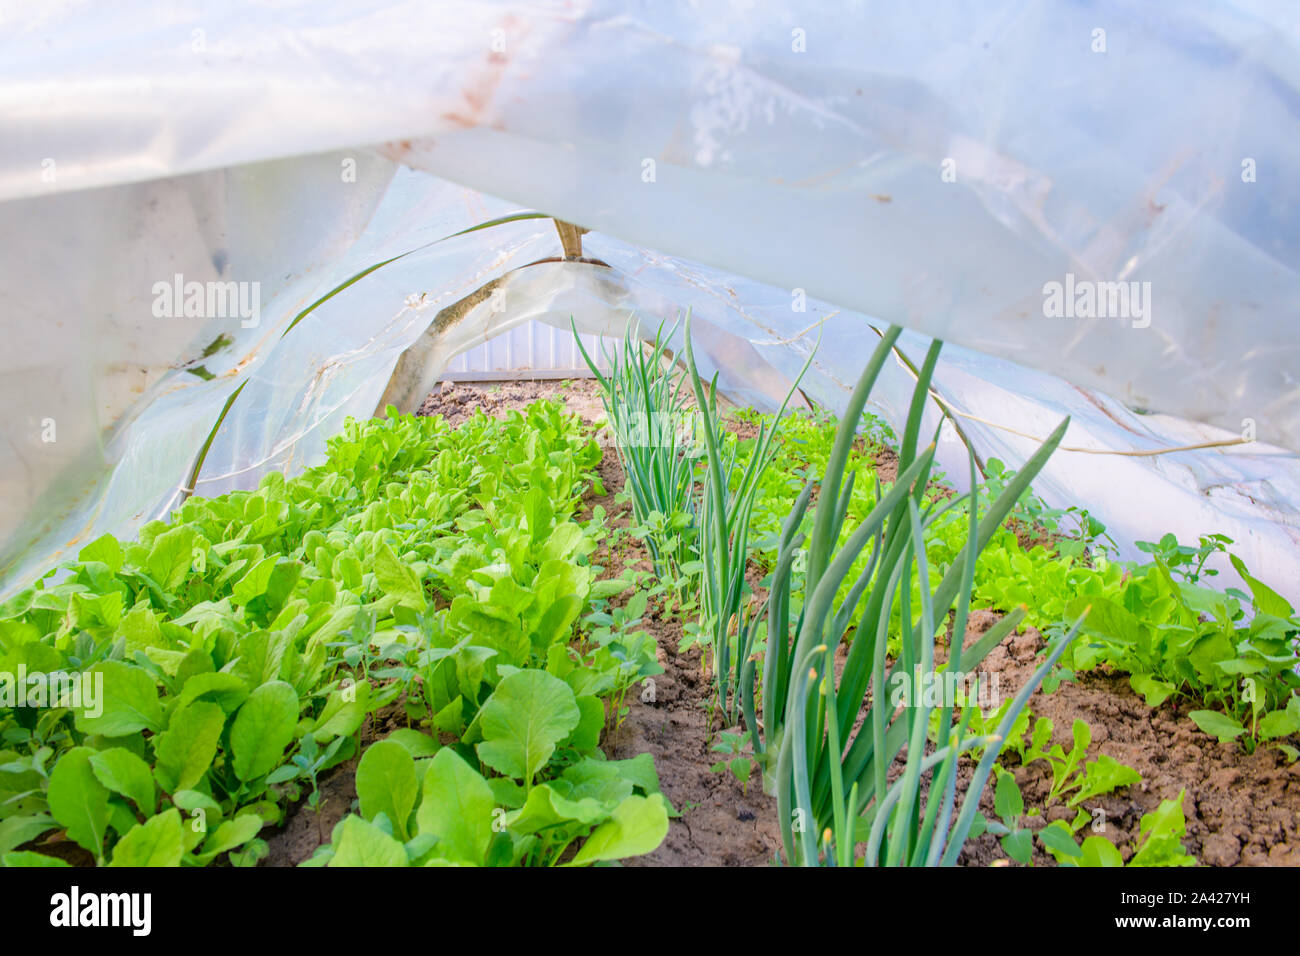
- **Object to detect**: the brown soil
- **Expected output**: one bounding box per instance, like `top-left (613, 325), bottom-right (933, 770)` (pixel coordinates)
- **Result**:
top-left (949, 610), bottom-right (1300, 866)
top-left (587, 431), bottom-right (782, 866)
top-left (262, 700), bottom-right (411, 867)
top-left (416, 378), bottom-right (607, 427)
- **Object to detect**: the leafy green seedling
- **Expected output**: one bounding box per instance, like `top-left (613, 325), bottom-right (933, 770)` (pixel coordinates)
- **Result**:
top-left (969, 768), bottom-right (1033, 864)
top-left (709, 731), bottom-right (755, 793)
top-left (1022, 717), bottom-right (1141, 807)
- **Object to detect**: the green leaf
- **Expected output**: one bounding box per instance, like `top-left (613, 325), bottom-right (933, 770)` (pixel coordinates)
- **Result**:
top-left (509, 784), bottom-right (608, 835)
top-left (230, 681), bottom-right (300, 782)
top-left (415, 749), bottom-right (495, 866)
top-left (310, 680), bottom-right (372, 743)
top-left (0, 814), bottom-right (56, 857)
top-left (1, 850), bottom-right (70, 867)
top-left (385, 728), bottom-right (440, 758)
top-left (993, 770), bottom-right (1023, 822)
top-left (231, 554), bottom-right (279, 605)
top-left (154, 701), bottom-right (225, 793)
top-left (1130, 673), bottom-right (1176, 708)
top-left (46, 747), bottom-right (111, 859)
top-left (566, 695), bottom-right (605, 752)
top-left (373, 542), bottom-right (427, 611)
top-left (356, 740), bottom-right (418, 841)
top-left (76, 661), bottom-right (163, 736)
top-left (1068, 754), bottom-right (1142, 807)
top-left (1038, 820), bottom-right (1083, 862)
top-left (1188, 710), bottom-right (1246, 743)
top-left (147, 526), bottom-right (196, 592)
top-left (1259, 696), bottom-right (1300, 740)
top-left (476, 670), bottom-right (580, 785)
top-left (1068, 596), bottom-right (1145, 646)
top-left (568, 794), bottom-right (669, 865)
top-left (89, 748), bottom-right (155, 814)
top-left (1130, 793), bottom-right (1196, 867)
top-left (78, 534), bottom-right (124, 574)
top-left (176, 671), bottom-right (249, 713)
top-left (329, 815), bottom-right (409, 867)
top-left (1078, 835), bottom-right (1125, 867)
top-left (1000, 828), bottom-right (1032, 864)
top-left (1229, 555), bottom-right (1293, 618)
top-left (195, 814), bottom-right (264, 864)
top-left (108, 808), bottom-right (183, 867)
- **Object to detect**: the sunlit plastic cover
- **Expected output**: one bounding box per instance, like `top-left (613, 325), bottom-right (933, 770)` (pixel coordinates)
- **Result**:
top-left (1, 1), bottom-right (1297, 600)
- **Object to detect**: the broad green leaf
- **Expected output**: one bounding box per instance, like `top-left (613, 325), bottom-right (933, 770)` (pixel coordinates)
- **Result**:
top-left (1259, 696), bottom-right (1300, 740)
top-left (373, 542), bottom-right (426, 611)
top-left (119, 604), bottom-right (164, 654)
top-left (1037, 820), bottom-right (1083, 862)
top-left (1078, 835), bottom-right (1125, 867)
top-left (310, 680), bottom-right (371, 743)
top-left (1130, 794), bottom-right (1196, 867)
top-left (476, 670), bottom-right (580, 784)
top-left (230, 681), bottom-right (299, 782)
top-left (356, 740), bottom-right (417, 841)
top-left (509, 784), bottom-right (608, 835)
top-left (385, 728), bottom-right (440, 758)
top-left (47, 747), bottom-right (111, 859)
top-left (231, 554), bottom-right (279, 605)
top-left (1069, 754), bottom-right (1142, 807)
top-left (1229, 555), bottom-right (1293, 618)
top-left (994, 771), bottom-right (1023, 821)
top-left (0, 814), bottom-right (56, 857)
top-left (1001, 828), bottom-right (1032, 864)
top-left (78, 534), bottom-right (124, 573)
top-left (195, 814), bottom-right (264, 864)
top-left (154, 701), bottom-right (225, 793)
top-left (568, 794), bottom-right (669, 865)
top-left (416, 749), bottom-right (494, 865)
top-left (329, 815), bottom-right (409, 867)
top-left (89, 748), bottom-right (155, 814)
top-left (76, 661), bottom-right (163, 736)
top-left (2, 850), bottom-right (70, 867)
top-left (108, 808), bottom-right (183, 867)
top-left (566, 695), bottom-right (605, 751)
top-left (1188, 710), bottom-right (1246, 743)
top-left (147, 526), bottom-right (196, 592)
top-left (176, 671), bottom-right (249, 713)
top-left (1129, 673), bottom-right (1176, 708)
top-left (1068, 596), bottom-right (1144, 645)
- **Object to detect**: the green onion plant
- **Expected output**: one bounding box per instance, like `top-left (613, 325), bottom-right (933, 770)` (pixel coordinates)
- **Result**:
top-left (681, 310), bottom-right (816, 725)
top-left (573, 316), bottom-right (700, 593)
top-left (685, 319), bottom-right (1081, 865)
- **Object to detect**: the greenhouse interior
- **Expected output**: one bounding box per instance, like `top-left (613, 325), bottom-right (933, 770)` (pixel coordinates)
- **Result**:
top-left (0, 1), bottom-right (1297, 890)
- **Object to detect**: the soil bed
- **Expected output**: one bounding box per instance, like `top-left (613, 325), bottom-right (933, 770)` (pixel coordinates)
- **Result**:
top-left (262, 378), bottom-right (1300, 867)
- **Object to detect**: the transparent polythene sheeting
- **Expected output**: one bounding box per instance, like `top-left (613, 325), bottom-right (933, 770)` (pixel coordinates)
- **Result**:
top-left (4, 0), bottom-right (1300, 599)
top-left (572, 239), bottom-right (1300, 601)
top-left (380, 0), bottom-right (1300, 449)
top-left (0, 151), bottom-right (395, 594)
top-left (191, 188), bottom-right (1300, 604)
top-left (3, 0), bottom-right (1296, 443)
